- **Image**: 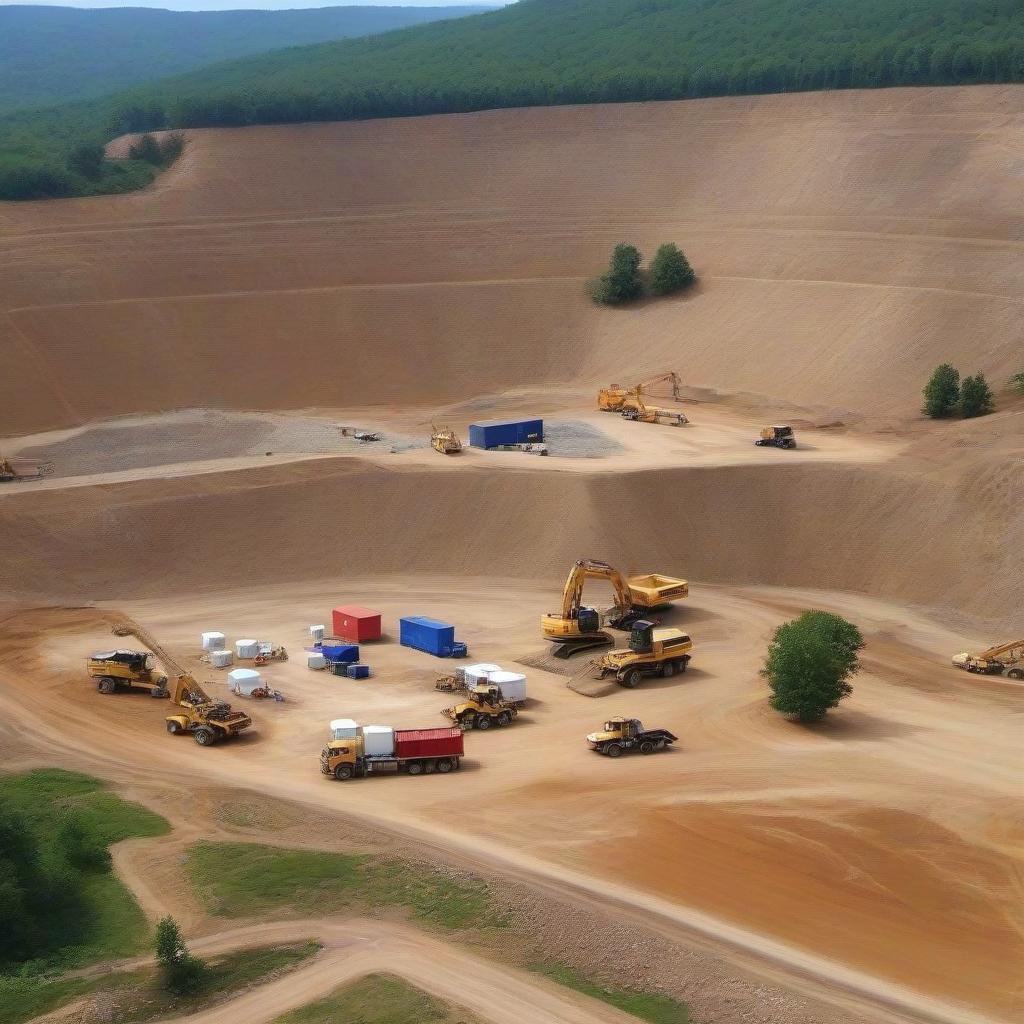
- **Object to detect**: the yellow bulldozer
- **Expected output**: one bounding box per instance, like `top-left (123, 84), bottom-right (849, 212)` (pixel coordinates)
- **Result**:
top-left (591, 619), bottom-right (692, 688)
top-left (442, 683), bottom-right (518, 730)
top-left (431, 425), bottom-right (463, 455)
top-left (542, 559), bottom-right (688, 658)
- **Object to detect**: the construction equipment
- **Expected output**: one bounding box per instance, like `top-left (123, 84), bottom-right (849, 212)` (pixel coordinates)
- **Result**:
top-left (586, 717), bottom-right (678, 756)
top-left (592, 619), bottom-right (692, 688)
top-left (621, 396), bottom-right (687, 426)
top-left (442, 683), bottom-right (518, 730)
top-left (88, 650), bottom-right (169, 697)
top-left (952, 640), bottom-right (1024, 679)
top-left (321, 724), bottom-right (463, 780)
top-left (755, 425), bottom-right (796, 449)
top-left (251, 642), bottom-right (288, 665)
top-left (542, 559), bottom-right (689, 658)
top-left (430, 425), bottom-right (462, 455)
top-left (435, 673), bottom-right (465, 693)
top-left (109, 619), bottom-right (252, 745)
top-left (1, 455), bottom-right (53, 481)
top-left (491, 443), bottom-right (549, 455)
top-left (353, 431), bottom-right (381, 442)
top-left (598, 371), bottom-right (681, 412)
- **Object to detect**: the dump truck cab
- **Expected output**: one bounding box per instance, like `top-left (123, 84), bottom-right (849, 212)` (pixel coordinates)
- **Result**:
top-left (586, 716), bottom-right (678, 756)
top-left (88, 649), bottom-right (169, 696)
top-left (442, 684), bottom-right (518, 730)
top-left (756, 425), bottom-right (796, 449)
top-left (594, 620), bottom-right (692, 688)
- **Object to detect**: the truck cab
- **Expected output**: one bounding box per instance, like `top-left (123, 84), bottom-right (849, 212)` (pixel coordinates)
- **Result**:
top-left (594, 620), bottom-right (692, 688)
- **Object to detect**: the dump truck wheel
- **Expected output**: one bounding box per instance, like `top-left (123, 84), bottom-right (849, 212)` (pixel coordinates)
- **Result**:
top-left (333, 764), bottom-right (353, 781)
top-left (476, 715), bottom-right (492, 730)
top-left (639, 740), bottom-right (656, 754)
top-left (436, 758), bottom-right (454, 773)
top-left (619, 669), bottom-right (642, 688)
top-left (166, 720), bottom-right (182, 735)
top-left (193, 728), bottom-right (215, 747)
top-left (661, 662), bottom-right (675, 678)
top-left (150, 686), bottom-right (168, 698)
top-left (97, 677), bottom-right (116, 694)
top-left (604, 743), bottom-right (623, 758)
top-left (676, 658), bottom-right (689, 673)
top-left (1008, 669), bottom-right (1023, 680)
top-left (407, 762), bottom-right (424, 775)
top-left (497, 711), bottom-right (512, 726)
top-left (459, 712), bottom-right (476, 729)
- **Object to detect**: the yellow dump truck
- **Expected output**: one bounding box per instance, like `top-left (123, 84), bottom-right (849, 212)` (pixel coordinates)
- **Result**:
top-left (592, 619), bottom-right (692, 688)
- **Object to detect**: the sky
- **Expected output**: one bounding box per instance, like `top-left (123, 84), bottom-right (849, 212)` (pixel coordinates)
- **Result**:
top-left (0, 1), bottom-right (496, 8)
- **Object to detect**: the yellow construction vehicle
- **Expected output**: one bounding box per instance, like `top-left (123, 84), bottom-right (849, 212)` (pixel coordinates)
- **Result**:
top-left (592, 619), bottom-right (692, 688)
top-left (431, 425), bottom-right (462, 455)
top-left (755, 425), bottom-right (796, 449)
top-left (620, 394), bottom-right (688, 426)
top-left (542, 559), bottom-right (688, 658)
top-left (586, 717), bottom-right (678, 757)
top-left (108, 619), bottom-right (252, 745)
top-left (598, 371), bottom-right (681, 412)
top-left (88, 650), bottom-right (169, 696)
top-left (952, 640), bottom-right (1024, 680)
top-left (442, 683), bottom-right (518, 730)
top-left (1, 454), bottom-right (53, 482)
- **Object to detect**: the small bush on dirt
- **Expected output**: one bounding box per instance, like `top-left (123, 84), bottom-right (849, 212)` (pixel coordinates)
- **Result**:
top-left (590, 243), bottom-right (643, 305)
top-left (647, 243), bottom-right (695, 295)
top-left (922, 363), bottom-right (960, 418)
top-left (960, 372), bottom-right (994, 418)
top-left (1011, 371), bottom-right (1024, 395)
top-left (762, 610), bottom-right (863, 722)
top-left (155, 917), bottom-right (207, 996)
top-left (57, 817), bottom-right (112, 874)
top-left (128, 133), bottom-right (184, 168)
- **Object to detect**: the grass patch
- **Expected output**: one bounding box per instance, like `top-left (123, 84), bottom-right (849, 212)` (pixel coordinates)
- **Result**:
top-left (274, 973), bottom-right (478, 1024)
top-left (531, 962), bottom-right (690, 1024)
top-left (187, 841), bottom-right (492, 930)
top-left (0, 942), bottom-right (319, 1024)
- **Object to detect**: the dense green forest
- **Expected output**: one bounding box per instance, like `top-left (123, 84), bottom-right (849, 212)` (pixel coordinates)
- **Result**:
top-left (0, 5), bottom-right (492, 115)
top-left (2, 0), bottom-right (1022, 201)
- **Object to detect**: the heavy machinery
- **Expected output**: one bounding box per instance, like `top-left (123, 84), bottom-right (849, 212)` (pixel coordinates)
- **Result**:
top-left (321, 724), bottom-right (463, 780)
top-left (442, 683), bottom-right (518, 730)
top-left (620, 395), bottom-right (688, 427)
top-left (586, 717), bottom-right (678, 757)
top-left (952, 640), bottom-right (1024, 679)
top-left (542, 559), bottom-right (689, 658)
top-left (598, 371), bottom-right (681, 412)
top-left (755, 425), bottom-right (797, 449)
top-left (592, 619), bottom-right (692, 688)
top-left (430, 425), bottom-right (462, 455)
top-left (88, 650), bottom-right (169, 696)
top-left (1, 454), bottom-right (53, 482)
top-left (108, 619), bottom-right (252, 745)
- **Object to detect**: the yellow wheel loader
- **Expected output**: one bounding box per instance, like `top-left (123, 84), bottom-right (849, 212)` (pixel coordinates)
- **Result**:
top-left (431, 425), bottom-right (462, 455)
top-left (442, 683), bottom-right (518, 730)
top-left (592, 620), bottom-right (692, 688)
top-left (88, 650), bottom-right (169, 697)
top-left (586, 717), bottom-right (677, 756)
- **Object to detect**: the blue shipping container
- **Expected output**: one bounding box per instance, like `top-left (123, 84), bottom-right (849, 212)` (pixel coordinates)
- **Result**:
top-left (346, 664), bottom-right (371, 679)
top-left (322, 643), bottom-right (359, 663)
top-left (469, 418), bottom-right (543, 449)
top-left (400, 616), bottom-right (459, 657)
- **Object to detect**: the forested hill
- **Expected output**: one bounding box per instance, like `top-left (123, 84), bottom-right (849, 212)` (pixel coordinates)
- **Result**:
top-left (0, 4), bottom-right (493, 115)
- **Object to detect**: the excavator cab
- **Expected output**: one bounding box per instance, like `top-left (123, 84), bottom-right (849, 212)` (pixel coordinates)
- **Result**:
top-left (577, 607), bottom-right (600, 633)
top-left (628, 621), bottom-right (655, 654)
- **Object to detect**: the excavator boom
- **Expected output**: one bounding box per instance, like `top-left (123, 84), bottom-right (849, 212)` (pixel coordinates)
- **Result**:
top-left (559, 559), bottom-right (631, 620)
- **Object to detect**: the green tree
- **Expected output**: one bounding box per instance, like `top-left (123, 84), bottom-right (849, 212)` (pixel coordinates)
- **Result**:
top-left (128, 133), bottom-right (164, 166)
top-left (591, 243), bottom-right (643, 305)
top-left (57, 817), bottom-right (111, 873)
top-left (761, 611), bottom-right (864, 722)
top-left (922, 363), bottom-right (960, 418)
top-left (1010, 371), bottom-right (1024, 396)
top-left (647, 242), bottom-right (695, 295)
top-left (155, 916), bottom-right (207, 996)
top-left (67, 143), bottom-right (105, 181)
top-left (960, 372), bottom-right (994, 418)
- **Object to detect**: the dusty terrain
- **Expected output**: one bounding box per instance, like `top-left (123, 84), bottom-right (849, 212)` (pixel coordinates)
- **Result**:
top-left (0, 85), bottom-right (1021, 1024)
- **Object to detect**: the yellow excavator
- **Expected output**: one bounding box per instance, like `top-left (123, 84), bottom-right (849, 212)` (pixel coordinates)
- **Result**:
top-left (107, 618), bottom-right (252, 745)
top-left (952, 640), bottom-right (1024, 680)
top-left (542, 559), bottom-right (688, 658)
top-left (598, 371), bottom-right (687, 424)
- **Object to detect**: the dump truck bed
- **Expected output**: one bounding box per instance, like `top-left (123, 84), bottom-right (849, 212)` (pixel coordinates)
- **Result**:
top-left (627, 574), bottom-right (688, 606)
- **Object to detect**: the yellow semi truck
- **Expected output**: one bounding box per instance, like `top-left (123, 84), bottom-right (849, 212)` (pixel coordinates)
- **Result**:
top-left (592, 619), bottom-right (692, 688)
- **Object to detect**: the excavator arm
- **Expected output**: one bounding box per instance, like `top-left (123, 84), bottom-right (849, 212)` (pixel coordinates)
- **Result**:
top-left (976, 639), bottom-right (1024, 661)
top-left (109, 616), bottom-right (210, 704)
top-left (559, 559), bottom-right (631, 620)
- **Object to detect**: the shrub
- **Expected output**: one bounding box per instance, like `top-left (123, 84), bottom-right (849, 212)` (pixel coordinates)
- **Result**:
top-left (922, 363), bottom-right (960, 418)
top-left (647, 243), bottom-right (695, 295)
top-left (57, 817), bottom-right (112, 874)
top-left (960, 372), bottom-right (994, 418)
top-left (1011, 371), bottom-right (1024, 395)
top-left (155, 916), bottom-right (207, 996)
top-left (67, 143), bottom-right (105, 181)
top-left (0, 164), bottom-right (74, 201)
top-left (128, 133), bottom-right (164, 166)
top-left (591, 243), bottom-right (643, 305)
top-left (761, 610), bottom-right (863, 722)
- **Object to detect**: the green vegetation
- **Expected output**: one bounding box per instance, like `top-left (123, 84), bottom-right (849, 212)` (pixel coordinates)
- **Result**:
top-left (0, 5), bottom-right (492, 115)
top-left (922, 363), bottom-right (961, 418)
top-left (0, 769), bottom-right (169, 972)
top-left (1011, 371), bottom-right (1024, 395)
top-left (960, 372), bottom-right (995, 418)
top-left (761, 611), bottom-right (864, 722)
top-left (155, 916), bottom-right (207, 996)
top-left (187, 841), bottom-right (491, 930)
top-left (530, 962), bottom-right (690, 1024)
top-left (591, 244), bottom-right (644, 305)
top-left (4, 0), bottom-right (1023, 201)
top-left (274, 973), bottom-right (478, 1024)
top-left (0, 943), bottom-right (319, 1024)
top-left (647, 243), bottom-right (696, 297)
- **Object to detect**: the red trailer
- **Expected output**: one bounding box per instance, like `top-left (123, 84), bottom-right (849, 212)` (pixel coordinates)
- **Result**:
top-left (332, 605), bottom-right (382, 642)
top-left (394, 727), bottom-right (464, 761)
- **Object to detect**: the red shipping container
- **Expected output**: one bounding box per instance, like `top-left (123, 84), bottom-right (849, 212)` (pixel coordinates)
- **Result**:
top-left (332, 605), bottom-right (382, 642)
top-left (394, 728), bottom-right (464, 760)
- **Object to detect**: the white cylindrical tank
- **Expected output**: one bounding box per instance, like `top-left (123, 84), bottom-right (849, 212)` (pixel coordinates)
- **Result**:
top-left (227, 668), bottom-right (262, 695)
top-left (487, 670), bottom-right (526, 703)
top-left (310, 624), bottom-right (325, 645)
top-left (307, 652), bottom-right (327, 670)
top-left (464, 662), bottom-right (502, 688)
top-left (236, 638), bottom-right (259, 659)
top-left (210, 649), bottom-right (233, 668)
top-left (330, 718), bottom-right (360, 740)
top-left (201, 631), bottom-right (226, 651)
top-left (362, 725), bottom-right (395, 757)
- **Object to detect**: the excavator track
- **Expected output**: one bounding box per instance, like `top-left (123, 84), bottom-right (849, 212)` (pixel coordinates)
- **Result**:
top-left (549, 632), bottom-right (614, 659)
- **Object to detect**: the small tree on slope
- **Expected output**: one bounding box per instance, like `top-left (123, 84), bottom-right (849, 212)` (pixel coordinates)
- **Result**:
top-left (591, 243), bottom-right (643, 305)
top-left (761, 611), bottom-right (863, 722)
top-left (647, 243), bottom-right (696, 295)
top-left (922, 363), bottom-right (960, 418)
top-left (155, 915), bottom-right (207, 996)
top-left (960, 372), bottom-right (994, 418)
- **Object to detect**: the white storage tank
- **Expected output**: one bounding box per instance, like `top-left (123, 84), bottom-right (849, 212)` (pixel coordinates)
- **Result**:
top-left (310, 624), bottom-right (325, 645)
top-left (236, 638), bottom-right (259, 659)
top-left (201, 631), bottom-right (226, 651)
top-left (227, 668), bottom-right (262, 695)
top-left (362, 725), bottom-right (395, 757)
top-left (307, 651), bottom-right (327, 670)
top-left (210, 649), bottom-right (233, 668)
top-left (464, 662), bottom-right (502, 688)
top-left (488, 670), bottom-right (527, 703)
top-left (330, 718), bottom-right (360, 740)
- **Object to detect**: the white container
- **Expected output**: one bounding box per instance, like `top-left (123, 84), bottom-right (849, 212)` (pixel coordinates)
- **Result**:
top-left (464, 662), bottom-right (502, 688)
top-left (227, 668), bottom-right (262, 695)
top-left (330, 718), bottom-right (360, 740)
top-left (362, 724), bottom-right (395, 757)
top-left (201, 631), bottom-right (226, 651)
top-left (487, 670), bottom-right (526, 703)
top-left (307, 652), bottom-right (327, 670)
top-left (236, 638), bottom-right (259, 659)
top-left (211, 649), bottom-right (233, 668)
top-left (310, 625), bottom-right (325, 645)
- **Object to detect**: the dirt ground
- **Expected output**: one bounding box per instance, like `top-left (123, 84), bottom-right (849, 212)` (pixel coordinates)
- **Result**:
top-left (0, 85), bottom-right (1021, 1024)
